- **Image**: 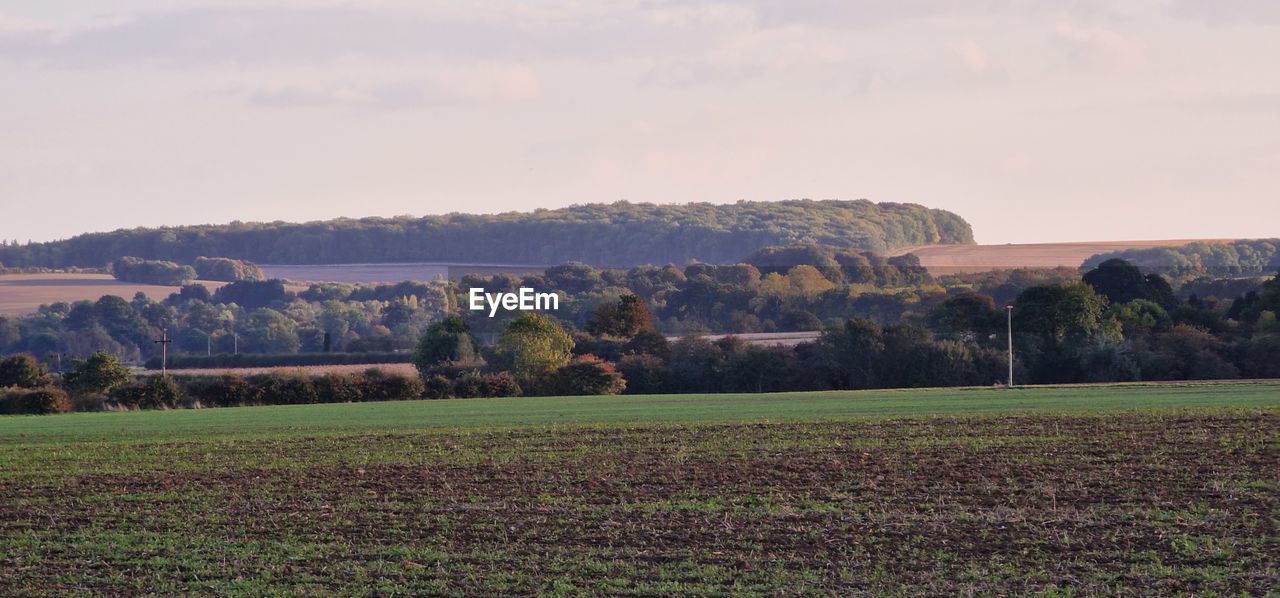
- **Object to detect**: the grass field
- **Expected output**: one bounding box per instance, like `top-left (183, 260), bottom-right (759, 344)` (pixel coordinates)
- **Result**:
top-left (1, 383), bottom-right (1276, 594)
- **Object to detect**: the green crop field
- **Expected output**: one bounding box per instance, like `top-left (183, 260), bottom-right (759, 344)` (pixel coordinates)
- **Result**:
top-left (2, 382), bottom-right (1277, 594)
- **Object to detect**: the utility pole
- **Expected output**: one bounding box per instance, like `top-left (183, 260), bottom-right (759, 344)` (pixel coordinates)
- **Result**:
top-left (1006, 305), bottom-right (1014, 387)
top-left (154, 329), bottom-right (172, 377)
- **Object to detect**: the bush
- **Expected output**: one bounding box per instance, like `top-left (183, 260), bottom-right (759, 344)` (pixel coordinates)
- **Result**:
top-left (111, 256), bottom-right (196, 286)
top-left (617, 353), bottom-right (669, 394)
top-left (359, 368), bottom-right (425, 401)
top-left (548, 355), bottom-right (626, 396)
top-left (453, 370), bottom-right (486, 398)
top-left (108, 376), bottom-right (184, 410)
top-left (314, 372), bottom-right (364, 404)
top-left (250, 373), bottom-right (319, 405)
top-left (194, 256), bottom-right (265, 282)
top-left (482, 372), bottom-right (522, 397)
top-left (0, 353), bottom-right (54, 388)
top-left (0, 387), bottom-right (72, 415)
top-left (185, 374), bottom-right (258, 407)
top-left (423, 375), bottom-right (455, 400)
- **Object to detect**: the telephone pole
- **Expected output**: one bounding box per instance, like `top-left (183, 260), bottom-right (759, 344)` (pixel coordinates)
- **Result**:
top-left (1005, 305), bottom-right (1014, 387)
top-left (154, 329), bottom-right (172, 377)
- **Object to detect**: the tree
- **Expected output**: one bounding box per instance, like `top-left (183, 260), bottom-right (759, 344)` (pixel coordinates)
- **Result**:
top-left (494, 313), bottom-right (574, 390)
top-left (412, 315), bottom-right (482, 377)
top-left (586, 294), bottom-right (654, 338)
top-left (0, 353), bottom-right (54, 388)
top-left (63, 351), bottom-right (131, 396)
top-left (548, 355), bottom-right (626, 396)
top-left (817, 318), bottom-right (885, 389)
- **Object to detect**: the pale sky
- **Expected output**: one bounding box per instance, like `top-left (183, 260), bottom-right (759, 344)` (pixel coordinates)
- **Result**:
top-left (1, 0), bottom-right (1278, 245)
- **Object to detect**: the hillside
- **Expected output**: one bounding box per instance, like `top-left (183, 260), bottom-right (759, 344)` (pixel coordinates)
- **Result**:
top-left (0, 200), bottom-right (972, 269)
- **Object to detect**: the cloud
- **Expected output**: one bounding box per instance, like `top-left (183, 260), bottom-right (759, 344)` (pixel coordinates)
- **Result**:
top-left (244, 64), bottom-right (541, 109)
top-left (1053, 21), bottom-right (1146, 67)
top-left (1169, 0), bottom-right (1280, 24)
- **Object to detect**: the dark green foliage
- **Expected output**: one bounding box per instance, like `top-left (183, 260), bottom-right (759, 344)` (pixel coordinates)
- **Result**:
top-left (616, 354), bottom-right (668, 394)
top-left (0, 386), bottom-right (71, 415)
top-left (213, 280), bottom-right (288, 310)
top-left (359, 368), bottom-right (425, 401)
top-left (109, 376), bottom-right (184, 409)
top-left (111, 257), bottom-right (196, 286)
top-left (64, 352), bottom-right (132, 396)
top-left (548, 355), bottom-right (626, 396)
top-left (412, 316), bottom-right (482, 376)
top-left (1082, 239), bottom-right (1280, 280)
top-left (1082, 259), bottom-right (1177, 309)
top-left (745, 244), bottom-right (931, 286)
top-left (194, 256), bottom-right (265, 282)
top-left (0, 353), bottom-right (54, 388)
top-left (0, 200), bottom-right (973, 268)
top-left (186, 374), bottom-right (258, 407)
top-left (423, 374), bottom-right (454, 399)
top-left (453, 370), bottom-right (486, 399)
top-left (250, 373), bottom-right (319, 405)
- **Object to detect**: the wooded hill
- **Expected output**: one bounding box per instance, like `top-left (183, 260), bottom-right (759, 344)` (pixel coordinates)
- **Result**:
top-left (0, 200), bottom-right (972, 268)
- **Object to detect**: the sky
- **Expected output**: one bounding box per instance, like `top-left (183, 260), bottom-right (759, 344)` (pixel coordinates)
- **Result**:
top-left (1, 1), bottom-right (1277, 245)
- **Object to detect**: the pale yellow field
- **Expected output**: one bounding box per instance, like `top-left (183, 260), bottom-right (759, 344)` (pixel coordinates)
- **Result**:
top-left (0, 274), bottom-right (229, 316)
top-left (893, 239), bottom-right (1236, 274)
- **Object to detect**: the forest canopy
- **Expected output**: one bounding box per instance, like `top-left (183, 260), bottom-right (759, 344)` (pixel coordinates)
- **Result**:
top-left (0, 200), bottom-right (973, 268)
top-left (1081, 240), bottom-right (1280, 281)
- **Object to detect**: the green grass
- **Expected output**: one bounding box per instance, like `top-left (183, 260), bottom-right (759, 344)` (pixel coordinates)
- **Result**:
top-left (1, 381), bottom-right (1276, 594)
top-left (2, 379), bottom-right (1277, 444)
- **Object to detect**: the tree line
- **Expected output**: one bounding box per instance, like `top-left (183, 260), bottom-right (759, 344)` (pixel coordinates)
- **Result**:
top-left (0, 200), bottom-right (973, 268)
top-left (1082, 239), bottom-right (1280, 281)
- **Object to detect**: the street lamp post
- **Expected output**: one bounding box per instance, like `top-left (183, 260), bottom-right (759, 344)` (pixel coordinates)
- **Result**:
top-left (1006, 305), bottom-right (1014, 387)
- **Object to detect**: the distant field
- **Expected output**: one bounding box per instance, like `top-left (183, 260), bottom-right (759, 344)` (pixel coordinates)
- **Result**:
top-left (0, 382), bottom-right (1275, 593)
top-left (0, 273), bottom-right (228, 316)
top-left (897, 239), bottom-right (1235, 274)
top-left (259, 262), bottom-right (548, 283)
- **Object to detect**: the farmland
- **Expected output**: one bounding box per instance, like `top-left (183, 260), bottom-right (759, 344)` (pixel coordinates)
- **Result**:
top-left (896, 239), bottom-right (1234, 274)
top-left (0, 274), bottom-right (228, 316)
top-left (1, 383), bottom-right (1276, 594)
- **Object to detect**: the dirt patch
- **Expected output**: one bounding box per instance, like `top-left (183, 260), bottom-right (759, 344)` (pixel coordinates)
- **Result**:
top-left (0, 413), bottom-right (1274, 594)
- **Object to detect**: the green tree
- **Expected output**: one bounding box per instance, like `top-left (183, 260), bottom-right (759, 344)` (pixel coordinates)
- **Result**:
top-left (586, 294), bottom-right (654, 338)
top-left (495, 313), bottom-right (574, 390)
top-left (0, 353), bottom-right (54, 388)
top-left (63, 351), bottom-right (131, 396)
top-left (412, 315), bottom-right (482, 377)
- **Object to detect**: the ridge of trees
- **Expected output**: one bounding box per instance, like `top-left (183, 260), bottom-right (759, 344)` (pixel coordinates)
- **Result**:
top-left (0, 200), bottom-right (974, 268)
top-left (1081, 239), bottom-right (1280, 281)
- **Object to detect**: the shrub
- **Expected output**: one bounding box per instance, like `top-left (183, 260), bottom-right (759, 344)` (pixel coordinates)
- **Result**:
top-left (0, 353), bottom-right (54, 388)
top-left (453, 370), bottom-right (486, 398)
top-left (194, 256), bottom-right (265, 282)
top-left (423, 374), bottom-right (455, 400)
top-left (185, 374), bottom-right (258, 407)
top-left (359, 368), bottom-right (425, 401)
top-left (251, 373), bottom-right (319, 405)
top-left (108, 376), bottom-right (184, 410)
top-left (111, 256), bottom-right (195, 286)
top-left (314, 372), bottom-right (364, 404)
top-left (0, 387), bottom-right (72, 415)
top-left (64, 352), bottom-right (131, 396)
top-left (548, 355), bottom-right (626, 396)
top-left (616, 353), bottom-right (668, 394)
top-left (482, 372), bottom-right (522, 397)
